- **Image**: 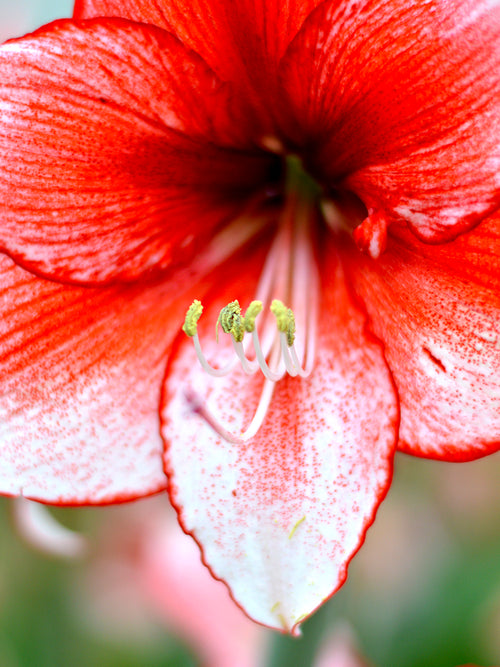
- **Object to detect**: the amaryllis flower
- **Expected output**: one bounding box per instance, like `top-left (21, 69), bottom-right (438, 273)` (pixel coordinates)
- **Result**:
top-left (0, 0), bottom-right (499, 634)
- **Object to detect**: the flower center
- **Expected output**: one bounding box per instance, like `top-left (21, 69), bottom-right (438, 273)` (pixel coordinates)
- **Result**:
top-left (182, 154), bottom-right (321, 443)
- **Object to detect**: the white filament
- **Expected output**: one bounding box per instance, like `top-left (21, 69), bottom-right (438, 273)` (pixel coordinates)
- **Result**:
top-left (187, 183), bottom-right (320, 444)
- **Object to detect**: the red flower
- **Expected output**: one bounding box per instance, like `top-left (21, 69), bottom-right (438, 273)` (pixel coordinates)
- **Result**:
top-left (0, 0), bottom-right (499, 633)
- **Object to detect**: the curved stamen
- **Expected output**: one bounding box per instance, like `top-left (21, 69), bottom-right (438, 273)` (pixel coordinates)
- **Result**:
top-left (182, 154), bottom-right (321, 444)
top-left (185, 366), bottom-right (278, 444)
top-left (280, 332), bottom-right (303, 377)
top-left (192, 332), bottom-right (236, 377)
top-left (232, 339), bottom-right (259, 375)
top-left (251, 329), bottom-right (285, 382)
top-left (184, 302), bottom-right (236, 377)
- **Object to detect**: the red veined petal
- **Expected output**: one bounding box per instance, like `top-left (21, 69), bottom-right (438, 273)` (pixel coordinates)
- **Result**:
top-left (279, 0), bottom-right (500, 242)
top-left (0, 19), bottom-right (273, 284)
top-left (0, 251), bottom-right (195, 504)
top-left (161, 243), bottom-right (398, 632)
top-left (74, 0), bottom-right (324, 94)
top-left (342, 212), bottom-right (500, 461)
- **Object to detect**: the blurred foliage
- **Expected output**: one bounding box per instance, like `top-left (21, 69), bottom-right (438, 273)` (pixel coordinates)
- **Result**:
top-left (0, 502), bottom-right (197, 667)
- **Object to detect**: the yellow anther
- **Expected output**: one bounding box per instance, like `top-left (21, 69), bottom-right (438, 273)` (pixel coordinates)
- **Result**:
top-left (270, 299), bottom-right (296, 346)
top-left (270, 299), bottom-right (288, 332)
top-left (243, 301), bottom-right (263, 332)
top-left (182, 299), bottom-right (203, 337)
top-left (217, 300), bottom-right (245, 343)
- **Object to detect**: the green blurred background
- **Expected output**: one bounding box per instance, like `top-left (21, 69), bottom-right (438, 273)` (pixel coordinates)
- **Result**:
top-left (0, 2), bottom-right (500, 665)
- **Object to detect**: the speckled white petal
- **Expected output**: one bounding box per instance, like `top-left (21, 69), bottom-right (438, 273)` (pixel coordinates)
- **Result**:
top-left (161, 251), bottom-right (398, 632)
top-left (0, 253), bottom-right (192, 503)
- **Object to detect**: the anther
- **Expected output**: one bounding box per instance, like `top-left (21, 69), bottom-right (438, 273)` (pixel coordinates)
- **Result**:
top-left (270, 299), bottom-right (295, 346)
top-left (244, 301), bottom-right (263, 333)
top-left (182, 300), bottom-right (236, 377)
top-left (217, 300), bottom-right (245, 343)
top-left (182, 300), bottom-right (203, 337)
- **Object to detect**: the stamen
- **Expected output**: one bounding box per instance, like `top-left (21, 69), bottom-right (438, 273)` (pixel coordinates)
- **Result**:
top-left (181, 153), bottom-right (321, 444)
top-left (185, 371), bottom-right (278, 444)
top-left (183, 300), bottom-right (236, 377)
top-left (231, 339), bottom-right (258, 375)
top-left (250, 328), bottom-right (285, 382)
top-left (216, 301), bottom-right (259, 374)
top-left (192, 333), bottom-right (236, 377)
top-left (270, 300), bottom-right (312, 378)
top-left (243, 301), bottom-right (263, 332)
top-left (183, 296), bottom-right (312, 386)
top-left (280, 332), bottom-right (299, 377)
top-left (270, 299), bottom-right (296, 346)
top-left (217, 300), bottom-right (245, 343)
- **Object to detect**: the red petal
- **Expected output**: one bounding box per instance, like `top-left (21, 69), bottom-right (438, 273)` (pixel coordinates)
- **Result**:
top-left (74, 0), bottom-right (323, 93)
top-left (0, 19), bottom-right (272, 283)
top-left (343, 212), bottom-right (500, 461)
top-left (161, 244), bottom-right (398, 632)
top-left (279, 0), bottom-right (500, 242)
top-left (0, 252), bottom-right (194, 504)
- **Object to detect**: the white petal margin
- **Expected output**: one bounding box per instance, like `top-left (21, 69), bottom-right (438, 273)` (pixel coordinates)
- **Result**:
top-left (161, 257), bottom-right (398, 633)
top-left (12, 498), bottom-right (87, 558)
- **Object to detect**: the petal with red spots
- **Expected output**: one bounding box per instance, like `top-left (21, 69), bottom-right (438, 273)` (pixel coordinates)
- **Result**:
top-left (0, 252), bottom-right (191, 503)
top-left (161, 247), bottom-right (398, 632)
top-left (343, 212), bottom-right (500, 460)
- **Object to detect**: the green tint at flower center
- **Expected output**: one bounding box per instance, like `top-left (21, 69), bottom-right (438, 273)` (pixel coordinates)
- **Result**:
top-left (284, 154), bottom-right (322, 202)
